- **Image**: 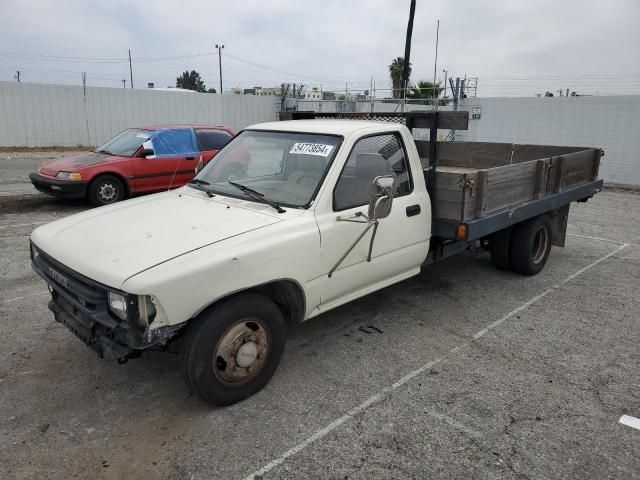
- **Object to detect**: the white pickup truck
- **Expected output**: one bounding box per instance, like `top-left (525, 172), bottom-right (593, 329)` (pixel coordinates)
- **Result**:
top-left (30, 111), bottom-right (603, 405)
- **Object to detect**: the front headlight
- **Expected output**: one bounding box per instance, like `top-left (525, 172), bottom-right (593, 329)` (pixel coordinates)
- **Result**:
top-left (56, 171), bottom-right (82, 180)
top-left (108, 292), bottom-right (127, 320)
top-left (30, 243), bottom-right (39, 262)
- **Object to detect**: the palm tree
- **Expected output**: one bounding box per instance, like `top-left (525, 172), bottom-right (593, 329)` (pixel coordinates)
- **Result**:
top-left (408, 80), bottom-right (443, 99)
top-left (389, 57), bottom-right (411, 99)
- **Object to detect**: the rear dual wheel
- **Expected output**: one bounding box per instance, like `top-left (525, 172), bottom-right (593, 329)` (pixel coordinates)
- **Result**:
top-left (490, 215), bottom-right (552, 275)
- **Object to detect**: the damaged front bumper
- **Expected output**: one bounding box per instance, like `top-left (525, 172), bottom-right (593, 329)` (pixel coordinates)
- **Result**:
top-left (31, 242), bottom-right (186, 361)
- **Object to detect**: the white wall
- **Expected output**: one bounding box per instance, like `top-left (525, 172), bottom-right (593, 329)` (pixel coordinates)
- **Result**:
top-left (458, 96), bottom-right (640, 186)
top-left (0, 81), bottom-right (279, 148)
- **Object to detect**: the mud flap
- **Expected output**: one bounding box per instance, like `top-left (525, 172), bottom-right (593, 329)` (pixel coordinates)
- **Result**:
top-left (549, 204), bottom-right (570, 247)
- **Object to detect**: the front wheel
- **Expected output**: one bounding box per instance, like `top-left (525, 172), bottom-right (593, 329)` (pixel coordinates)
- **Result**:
top-left (88, 175), bottom-right (125, 207)
top-left (181, 293), bottom-right (286, 406)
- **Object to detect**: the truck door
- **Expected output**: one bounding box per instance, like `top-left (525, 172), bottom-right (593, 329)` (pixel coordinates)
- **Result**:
top-left (315, 132), bottom-right (429, 309)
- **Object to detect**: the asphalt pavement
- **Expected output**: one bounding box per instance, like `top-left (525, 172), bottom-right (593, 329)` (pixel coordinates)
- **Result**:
top-left (0, 160), bottom-right (638, 479)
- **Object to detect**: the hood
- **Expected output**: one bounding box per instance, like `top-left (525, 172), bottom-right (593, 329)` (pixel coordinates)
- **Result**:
top-left (30, 190), bottom-right (285, 288)
top-left (39, 152), bottom-right (119, 176)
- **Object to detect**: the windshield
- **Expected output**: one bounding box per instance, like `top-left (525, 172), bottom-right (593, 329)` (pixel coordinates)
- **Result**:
top-left (192, 130), bottom-right (341, 208)
top-left (96, 129), bottom-right (150, 156)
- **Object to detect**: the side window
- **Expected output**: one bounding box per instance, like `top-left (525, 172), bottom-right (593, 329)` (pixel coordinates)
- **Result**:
top-left (196, 129), bottom-right (233, 151)
top-left (333, 133), bottom-right (412, 211)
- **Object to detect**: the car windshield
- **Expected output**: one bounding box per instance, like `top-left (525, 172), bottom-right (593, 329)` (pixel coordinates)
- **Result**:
top-left (192, 130), bottom-right (341, 208)
top-left (96, 128), bottom-right (151, 157)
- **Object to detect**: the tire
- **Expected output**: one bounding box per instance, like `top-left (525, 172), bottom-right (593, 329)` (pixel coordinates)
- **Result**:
top-left (88, 175), bottom-right (125, 207)
top-left (181, 293), bottom-right (286, 406)
top-left (490, 227), bottom-right (513, 270)
top-left (509, 215), bottom-right (553, 276)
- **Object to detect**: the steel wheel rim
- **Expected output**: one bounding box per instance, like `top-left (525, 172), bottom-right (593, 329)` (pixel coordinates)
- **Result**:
top-left (212, 317), bottom-right (270, 386)
top-left (98, 182), bottom-right (118, 203)
top-left (532, 226), bottom-right (548, 264)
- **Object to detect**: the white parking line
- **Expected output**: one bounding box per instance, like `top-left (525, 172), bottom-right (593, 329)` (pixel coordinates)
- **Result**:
top-left (242, 242), bottom-right (629, 480)
top-left (619, 415), bottom-right (640, 431)
top-left (426, 411), bottom-right (482, 439)
top-left (567, 233), bottom-right (639, 247)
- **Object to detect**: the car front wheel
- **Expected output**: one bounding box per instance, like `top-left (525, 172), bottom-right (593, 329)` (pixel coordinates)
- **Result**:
top-left (88, 175), bottom-right (125, 207)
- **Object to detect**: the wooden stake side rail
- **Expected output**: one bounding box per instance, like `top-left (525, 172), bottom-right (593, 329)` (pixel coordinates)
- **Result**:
top-left (418, 141), bottom-right (603, 227)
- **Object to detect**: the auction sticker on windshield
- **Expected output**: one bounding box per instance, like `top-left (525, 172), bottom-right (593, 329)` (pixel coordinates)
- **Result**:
top-left (289, 143), bottom-right (334, 157)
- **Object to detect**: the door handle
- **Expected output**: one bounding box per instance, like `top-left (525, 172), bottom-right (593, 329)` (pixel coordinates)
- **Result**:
top-left (185, 156), bottom-right (195, 160)
top-left (406, 204), bottom-right (420, 217)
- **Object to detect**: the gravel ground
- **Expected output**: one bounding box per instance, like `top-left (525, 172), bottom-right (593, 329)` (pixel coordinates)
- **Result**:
top-left (0, 186), bottom-right (638, 480)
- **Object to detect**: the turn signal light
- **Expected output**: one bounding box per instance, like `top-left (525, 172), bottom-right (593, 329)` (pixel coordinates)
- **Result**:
top-left (456, 224), bottom-right (468, 240)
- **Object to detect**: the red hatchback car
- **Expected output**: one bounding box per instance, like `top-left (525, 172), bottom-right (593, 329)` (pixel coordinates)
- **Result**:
top-left (29, 125), bottom-right (235, 206)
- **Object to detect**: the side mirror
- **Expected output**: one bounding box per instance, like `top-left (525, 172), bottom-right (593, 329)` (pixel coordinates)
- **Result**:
top-left (195, 155), bottom-right (204, 174)
top-left (368, 175), bottom-right (395, 220)
top-left (140, 148), bottom-right (154, 158)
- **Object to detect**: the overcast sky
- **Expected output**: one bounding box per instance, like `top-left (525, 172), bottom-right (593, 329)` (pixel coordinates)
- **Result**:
top-left (1, 0), bottom-right (639, 97)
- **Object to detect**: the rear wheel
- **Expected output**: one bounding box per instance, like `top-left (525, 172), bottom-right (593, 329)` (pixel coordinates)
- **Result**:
top-left (88, 175), bottom-right (125, 207)
top-left (510, 215), bottom-right (552, 275)
top-left (489, 227), bottom-right (513, 270)
top-left (181, 293), bottom-right (286, 406)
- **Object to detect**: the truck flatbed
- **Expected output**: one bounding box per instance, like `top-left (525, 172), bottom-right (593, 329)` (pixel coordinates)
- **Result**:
top-left (415, 140), bottom-right (603, 241)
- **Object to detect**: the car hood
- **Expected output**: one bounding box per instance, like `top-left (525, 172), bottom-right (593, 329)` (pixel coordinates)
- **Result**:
top-left (38, 152), bottom-right (123, 176)
top-left (30, 190), bottom-right (285, 288)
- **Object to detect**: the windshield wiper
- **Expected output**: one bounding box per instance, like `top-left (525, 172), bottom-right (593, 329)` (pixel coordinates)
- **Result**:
top-left (227, 181), bottom-right (285, 213)
top-left (96, 149), bottom-right (114, 156)
top-left (187, 178), bottom-right (214, 197)
top-left (189, 178), bottom-right (210, 186)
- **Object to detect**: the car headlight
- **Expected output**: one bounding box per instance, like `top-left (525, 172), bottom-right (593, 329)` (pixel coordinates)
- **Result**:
top-left (56, 171), bottom-right (82, 180)
top-left (138, 295), bottom-right (157, 326)
top-left (30, 243), bottom-right (39, 262)
top-left (108, 292), bottom-right (127, 320)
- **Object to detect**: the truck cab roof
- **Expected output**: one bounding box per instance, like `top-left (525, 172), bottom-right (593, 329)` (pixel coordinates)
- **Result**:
top-left (245, 119), bottom-right (403, 137)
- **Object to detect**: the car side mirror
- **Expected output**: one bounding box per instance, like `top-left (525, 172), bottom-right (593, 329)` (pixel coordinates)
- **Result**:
top-left (140, 148), bottom-right (154, 158)
top-left (195, 156), bottom-right (204, 174)
top-left (368, 175), bottom-right (395, 220)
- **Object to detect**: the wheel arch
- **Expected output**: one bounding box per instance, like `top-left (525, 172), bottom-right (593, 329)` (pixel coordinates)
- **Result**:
top-left (194, 279), bottom-right (307, 326)
top-left (88, 171), bottom-right (131, 198)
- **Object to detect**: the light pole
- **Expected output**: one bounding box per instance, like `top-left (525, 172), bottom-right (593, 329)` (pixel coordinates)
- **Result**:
top-left (215, 44), bottom-right (224, 94)
top-left (442, 69), bottom-right (448, 98)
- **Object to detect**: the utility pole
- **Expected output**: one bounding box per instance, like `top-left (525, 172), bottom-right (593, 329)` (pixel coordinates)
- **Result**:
top-left (122, 79), bottom-right (126, 88)
top-left (128, 49), bottom-right (133, 89)
top-left (401, 0), bottom-right (417, 111)
top-left (215, 44), bottom-right (224, 94)
top-left (432, 19), bottom-right (440, 108)
top-left (15, 70), bottom-right (21, 83)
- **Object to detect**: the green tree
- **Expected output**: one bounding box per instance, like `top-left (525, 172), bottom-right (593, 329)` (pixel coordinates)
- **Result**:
top-left (207, 87), bottom-right (217, 93)
top-left (407, 80), bottom-right (443, 99)
top-left (389, 57), bottom-right (411, 99)
top-left (176, 70), bottom-right (206, 92)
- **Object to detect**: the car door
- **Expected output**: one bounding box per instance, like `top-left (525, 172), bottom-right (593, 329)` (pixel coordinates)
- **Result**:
top-left (132, 128), bottom-right (198, 193)
top-left (194, 128), bottom-right (234, 166)
top-left (314, 132), bottom-right (429, 310)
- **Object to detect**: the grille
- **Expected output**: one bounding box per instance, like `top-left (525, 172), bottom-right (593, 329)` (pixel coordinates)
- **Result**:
top-left (33, 246), bottom-right (106, 313)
